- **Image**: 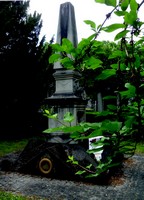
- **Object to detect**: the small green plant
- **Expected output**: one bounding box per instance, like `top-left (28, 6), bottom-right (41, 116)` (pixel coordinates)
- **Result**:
top-left (43, 109), bottom-right (136, 178)
top-left (67, 155), bottom-right (96, 176)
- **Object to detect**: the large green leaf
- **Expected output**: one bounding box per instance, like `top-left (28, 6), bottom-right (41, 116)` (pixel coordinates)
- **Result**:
top-left (107, 104), bottom-right (117, 111)
top-left (47, 114), bottom-right (58, 119)
top-left (62, 126), bottom-right (83, 133)
top-left (125, 116), bottom-right (136, 128)
top-left (114, 30), bottom-right (129, 41)
top-left (103, 95), bottom-right (116, 100)
top-left (96, 69), bottom-right (116, 80)
top-left (43, 126), bottom-right (63, 133)
top-left (84, 20), bottom-right (96, 29)
top-left (102, 121), bottom-right (122, 132)
top-left (95, 0), bottom-right (105, 3)
top-left (95, 0), bottom-right (116, 7)
top-left (87, 33), bottom-right (96, 41)
top-left (61, 38), bottom-right (74, 53)
top-left (108, 50), bottom-right (124, 59)
top-left (85, 57), bottom-right (103, 70)
top-left (88, 129), bottom-right (103, 138)
top-left (63, 112), bottom-right (74, 123)
top-left (140, 71), bottom-right (144, 77)
top-left (124, 10), bottom-right (137, 25)
top-left (77, 38), bottom-right (90, 50)
top-left (130, 0), bottom-right (138, 12)
top-left (103, 23), bottom-right (126, 32)
top-left (111, 63), bottom-right (127, 71)
top-left (92, 40), bottom-right (102, 48)
top-left (120, 83), bottom-right (136, 98)
top-left (105, 0), bottom-right (116, 7)
top-left (75, 170), bottom-right (86, 175)
top-left (125, 82), bottom-right (135, 90)
top-left (80, 122), bottom-right (102, 129)
top-left (49, 54), bottom-right (61, 64)
top-left (121, 0), bottom-right (130, 11)
top-left (52, 43), bottom-right (62, 52)
top-left (60, 57), bottom-right (74, 69)
top-left (114, 11), bottom-right (127, 16)
top-left (134, 55), bottom-right (140, 69)
top-left (92, 111), bottom-right (114, 117)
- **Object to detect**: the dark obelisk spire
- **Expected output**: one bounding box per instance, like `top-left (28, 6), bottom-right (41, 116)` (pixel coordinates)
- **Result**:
top-left (54, 2), bottom-right (78, 69)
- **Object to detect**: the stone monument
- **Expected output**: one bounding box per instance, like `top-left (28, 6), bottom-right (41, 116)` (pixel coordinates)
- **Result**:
top-left (45, 2), bottom-right (87, 144)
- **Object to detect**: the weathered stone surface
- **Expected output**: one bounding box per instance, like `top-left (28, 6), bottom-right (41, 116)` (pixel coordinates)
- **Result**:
top-left (0, 138), bottom-right (98, 179)
top-left (54, 2), bottom-right (78, 69)
top-left (46, 2), bottom-right (87, 144)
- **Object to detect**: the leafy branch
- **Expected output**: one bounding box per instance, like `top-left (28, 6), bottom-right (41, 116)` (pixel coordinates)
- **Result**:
top-left (67, 156), bottom-right (96, 175)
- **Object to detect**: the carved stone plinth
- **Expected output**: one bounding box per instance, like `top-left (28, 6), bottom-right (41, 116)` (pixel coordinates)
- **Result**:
top-left (52, 69), bottom-right (80, 97)
top-left (45, 97), bottom-right (87, 143)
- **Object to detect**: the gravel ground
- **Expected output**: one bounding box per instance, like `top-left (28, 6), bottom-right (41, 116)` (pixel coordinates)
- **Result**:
top-left (0, 154), bottom-right (144, 200)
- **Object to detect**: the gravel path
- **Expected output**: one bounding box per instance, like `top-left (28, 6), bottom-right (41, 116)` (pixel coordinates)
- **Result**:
top-left (0, 154), bottom-right (144, 200)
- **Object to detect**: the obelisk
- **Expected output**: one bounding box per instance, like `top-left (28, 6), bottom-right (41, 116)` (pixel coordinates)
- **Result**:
top-left (46, 2), bottom-right (87, 144)
top-left (54, 2), bottom-right (78, 69)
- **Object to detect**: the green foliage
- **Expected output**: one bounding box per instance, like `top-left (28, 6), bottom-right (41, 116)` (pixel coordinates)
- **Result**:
top-left (0, 1), bottom-right (54, 136)
top-left (121, 0), bottom-right (129, 11)
top-left (120, 83), bottom-right (136, 99)
top-left (96, 69), bottom-right (116, 80)
top-left (84, 20), bottom-right (96, 31)
top-left (44, 0), bottom-right (144, 179)
top-left (64, 112), bottom-right (75, 123)
top-left (103, 23), bottom-right (126, 32)
top-left (95, 0), bottom-right (116, 7)
top-left (114, 30), bottom-right (130, 41)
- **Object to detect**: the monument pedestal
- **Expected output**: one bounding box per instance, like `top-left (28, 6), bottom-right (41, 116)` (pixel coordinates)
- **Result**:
top-left (45, 69), bottom-right (87, 144)
top-left (53, 69), bottom-right (82, 97)
top-left (45, 97), bottom-right (87, 144)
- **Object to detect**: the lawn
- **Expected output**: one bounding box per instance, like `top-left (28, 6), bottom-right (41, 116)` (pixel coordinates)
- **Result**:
top-left (0, 190), bottom-right (27, 200)
top-left (0, 139), bottom-right (29, 157)
top-left (0, 189), bottom-right (47, 200)
top-left (135, 142), bottom-right (144, 155)
top-left (0, 138), bottom-right (144, 157)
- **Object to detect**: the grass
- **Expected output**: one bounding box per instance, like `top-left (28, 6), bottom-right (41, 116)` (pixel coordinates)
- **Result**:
top-left (135, 142), bottom-right (144, 155)
top-left (0, 190), bottom-right (47, 200)
top-left (0, 138), bottom-right (144, 157)
top-left (0, 139), bottom-right (28, 157)
top-left (0, 190), bottom-right (28, 200)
